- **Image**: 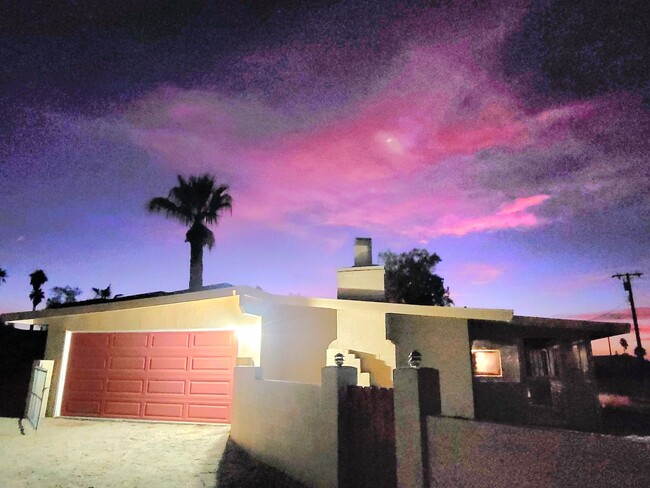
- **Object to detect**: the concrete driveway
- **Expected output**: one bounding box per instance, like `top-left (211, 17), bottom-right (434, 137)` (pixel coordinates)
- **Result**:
top-left (0, 418), bottom-right (229, 488)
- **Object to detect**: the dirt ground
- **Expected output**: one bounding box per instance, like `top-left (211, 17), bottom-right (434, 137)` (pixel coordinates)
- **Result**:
top-left (0, 417), bottom-right (229, 488)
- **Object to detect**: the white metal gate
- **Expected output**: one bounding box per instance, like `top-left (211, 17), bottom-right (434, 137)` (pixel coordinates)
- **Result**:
top-left (26, 365), bottom-right (49, 430)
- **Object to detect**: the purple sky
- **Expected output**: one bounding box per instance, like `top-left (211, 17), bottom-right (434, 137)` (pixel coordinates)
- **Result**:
top-left (1, 1), bottom-right (648, 353)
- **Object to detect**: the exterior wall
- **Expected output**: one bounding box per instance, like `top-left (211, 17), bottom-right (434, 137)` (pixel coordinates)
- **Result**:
top-left (387, 315), bottom-right (474, 418)
top-left (394, 367), bottom-right (441, 488)
top-left (471, 338), bottom-right (528, 424)
top-left (257, 303), bottom-right (337, 384)
top-left (426, 416), bottom-right (650, 487)
top-left (231, 366), bottom-right (357, 488)
top-left (32, 295), bottom-right (260, 417)
top-left (337, 266), bottom-right (385, 301)
top-left (470, 333), bottom-right (602, 431)
top-left (328, 309), bottom-right (396, 387)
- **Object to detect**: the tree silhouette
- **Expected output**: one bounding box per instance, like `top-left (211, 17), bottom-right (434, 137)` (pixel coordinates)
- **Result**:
top-left (379, 249), bottom-right (453, 306)
top-left (92, 285), bottom-right (113, 300)
top-left (0, 268), bottom-right (7, 285)
top-left (620, 338), bottom-right (629, 354)
top-left (147, 174), bottom-right (233, 290)
top-left (47, 286), bottom-right (82, 307)
top-left (29, 269), bottom-right (48, 311)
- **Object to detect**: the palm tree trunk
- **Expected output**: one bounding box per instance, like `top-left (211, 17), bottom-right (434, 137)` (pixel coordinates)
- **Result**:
top-left (189, 240), bottom-right (203, 290)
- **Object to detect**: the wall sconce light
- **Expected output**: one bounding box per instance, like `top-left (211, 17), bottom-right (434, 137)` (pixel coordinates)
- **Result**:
top-left (408, 350), bottom-right (422, 368)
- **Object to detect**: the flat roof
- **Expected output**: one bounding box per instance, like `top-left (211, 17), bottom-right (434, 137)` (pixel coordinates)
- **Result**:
top-left (1, 284), bottom-right (512, 323)
top-left (1, 285), bottom-right (627, 339)
top-left (511, 315), bottom-right (630, 340)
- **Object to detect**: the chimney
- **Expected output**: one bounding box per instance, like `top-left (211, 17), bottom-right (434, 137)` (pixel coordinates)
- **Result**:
top-left (337, 237), bottom-right (385, 302)
top-left (354, 238), bottom-right (373, 267)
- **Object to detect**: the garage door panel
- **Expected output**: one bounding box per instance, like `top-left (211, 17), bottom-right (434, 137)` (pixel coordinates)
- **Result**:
top-left (63, 331), bottom-right (236, 423)
top-left (187, 404), bottom-right (230, 422)
top-left (193, 332), bottom-right (235, 347)
top-left (149, 356), bottom-right (188, 370)
top-left (74, 333), bottom-right (111, 347)
top-left (144, 402), bottom-right (184, 419)
top-left (191, 356), bottom-right (233, 371)
top-left (105, 401), bottom-right (141, 416)
top-left (147, 380), bottom-right (186, 395)
top-left (110, 356), bottom-right (147, 370)
top-left (67, 378), bottom-right (104, 393)
top-left (189, 380), bottom-right (230, 396)
top-left (71, 356), bottom-right (107, 370)
top-left (66, 400), bottom-right (101, 415)
top-left (151, 332), bottom-right (191, 347)
top-left (112, 333), bottom-right (149, 348)
top-left (107, 379), bottom-right (144, 394)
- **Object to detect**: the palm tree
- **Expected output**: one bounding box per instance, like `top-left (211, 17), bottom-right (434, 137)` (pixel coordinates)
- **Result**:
top-left (0, 268), bottom-right (7, 285)
top-left (620, 338), bottom-right (629, 354)
top-left (29, 269), bottom-right (48, 311)
top-left (147, 174), bottom-right (233, 290)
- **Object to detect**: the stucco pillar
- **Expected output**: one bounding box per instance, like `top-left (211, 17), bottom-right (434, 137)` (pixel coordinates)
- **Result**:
top-left (394, 367), bottom-right (441, 488)
top-left (321, 365), bottom-right (357, 488)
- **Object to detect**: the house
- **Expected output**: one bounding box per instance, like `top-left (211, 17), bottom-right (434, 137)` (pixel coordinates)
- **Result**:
top-left (0, 239), bottom-right (627, 432)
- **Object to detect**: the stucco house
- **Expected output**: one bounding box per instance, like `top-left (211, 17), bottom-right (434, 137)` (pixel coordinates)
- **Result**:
top-left (1, 239), bottom-right (627, 431)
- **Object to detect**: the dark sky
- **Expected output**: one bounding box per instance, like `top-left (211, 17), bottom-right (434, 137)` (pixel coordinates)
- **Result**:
top-left (1, 0), bottom-right (648, 352)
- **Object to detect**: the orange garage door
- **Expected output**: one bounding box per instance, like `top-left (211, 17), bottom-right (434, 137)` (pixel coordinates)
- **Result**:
top-left (62, 331), bottom-right (237, 423)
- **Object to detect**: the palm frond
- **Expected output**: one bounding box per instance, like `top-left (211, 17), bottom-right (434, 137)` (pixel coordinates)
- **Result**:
top-left (29, 269), bottom-right (48, 288)
top-left (204, 184), bottom-right (233, 224)
top-left (147, 197), bottom-right (193, 225)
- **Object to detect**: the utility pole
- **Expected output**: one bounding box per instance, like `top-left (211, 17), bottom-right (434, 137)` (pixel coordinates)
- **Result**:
top-left (612, 272), bottom-right (645, 362)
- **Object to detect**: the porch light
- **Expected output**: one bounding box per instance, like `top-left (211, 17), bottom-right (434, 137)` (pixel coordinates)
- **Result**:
top-left (408, 350), bottom-right (422, 368)
top-left (334, 353), bottom-right (345, 367)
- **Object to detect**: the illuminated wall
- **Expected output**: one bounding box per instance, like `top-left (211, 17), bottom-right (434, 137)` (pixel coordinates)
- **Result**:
top-left (30, 294), bottom-right (261, 417)
top-left (387, 314), bottom-right (474, 418)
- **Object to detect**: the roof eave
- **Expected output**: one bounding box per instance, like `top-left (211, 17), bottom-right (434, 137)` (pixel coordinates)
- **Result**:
top-left (511, 315), bottom-right (630, 339)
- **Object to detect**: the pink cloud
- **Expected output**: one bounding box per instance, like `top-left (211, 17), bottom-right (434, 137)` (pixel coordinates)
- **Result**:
top-left (437, 194), bottom-right (550, 236)
top-left (125, 37), bottom-right (593, 242)
top-left (499, 195), bottom-right (551, 215)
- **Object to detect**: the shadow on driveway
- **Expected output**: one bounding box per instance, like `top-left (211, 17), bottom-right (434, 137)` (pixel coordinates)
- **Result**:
top-left (217, 440), bottom-right (308, 488)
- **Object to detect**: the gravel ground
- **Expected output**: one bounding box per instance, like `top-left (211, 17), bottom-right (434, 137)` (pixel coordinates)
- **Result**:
top-left (0, 418), bottom-right (229, 488)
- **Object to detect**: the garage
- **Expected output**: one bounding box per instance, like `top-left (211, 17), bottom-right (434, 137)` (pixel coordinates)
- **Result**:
top-left (61, 330), bottom-right (237, 423)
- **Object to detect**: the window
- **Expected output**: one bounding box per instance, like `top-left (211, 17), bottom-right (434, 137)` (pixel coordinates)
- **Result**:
top-left (572, 342), bottom-right (589, 373)
top-left (471, 349), bottom-right (502, 377)
top-left (525, 342), bottom-right (560, 378)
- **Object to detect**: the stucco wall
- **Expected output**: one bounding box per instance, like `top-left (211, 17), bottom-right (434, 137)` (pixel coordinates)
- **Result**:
top-left (387, 315), bottom-right (474, 418)
top-left (426, 416), bottom-right (650, 487)
top-left (258, 303), bottom-right (337, 384)
top-left (328, 309), bottom-right (396, 387)
top-left (231, 366), bottom-right (356, 488)
top-left (336, 266), bottom-right (386, 301)
top-left (32, 295), bottom-right (260, 416)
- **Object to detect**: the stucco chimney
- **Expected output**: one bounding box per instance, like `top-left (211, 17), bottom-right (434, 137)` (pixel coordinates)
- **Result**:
top-left (337, 237), bottom-right (385, 302)
top-left (354, 237), bottom-right (373, 267)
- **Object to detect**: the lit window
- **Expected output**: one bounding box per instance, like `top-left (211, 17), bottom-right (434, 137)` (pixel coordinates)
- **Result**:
top-left (471, 349), bottom-right (502, 377)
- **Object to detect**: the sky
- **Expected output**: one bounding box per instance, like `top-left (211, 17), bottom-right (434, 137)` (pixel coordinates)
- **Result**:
top-left (0, 0), bottom-right (648, 355)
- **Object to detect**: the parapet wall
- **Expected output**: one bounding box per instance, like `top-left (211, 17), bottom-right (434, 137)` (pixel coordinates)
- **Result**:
top-left (230, 366), bottom-right (357, 488)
